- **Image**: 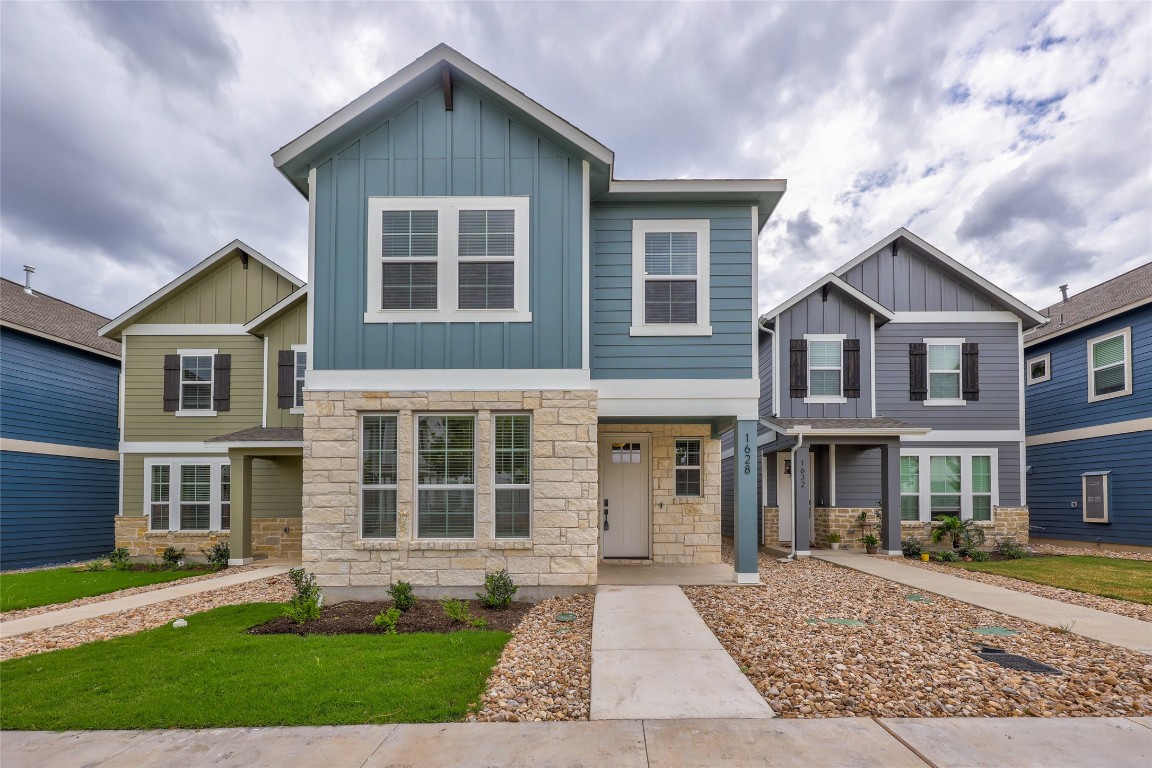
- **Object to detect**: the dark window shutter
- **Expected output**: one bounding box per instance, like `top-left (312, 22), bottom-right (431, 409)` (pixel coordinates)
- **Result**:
top-left (163, 354), bottom-right (180, 412)
top-left (962, 343), bottom-right (980, 401)
top-left (909, 343), bottom-right (927, 401)
top-left (213, 354), bottom-right (231, 412)
top-left (277, 350), bottom-right (295, 409)
top-left (789, 339), bottom-right (808, 398)
top-left (843, 339), bottom-right (861, 398)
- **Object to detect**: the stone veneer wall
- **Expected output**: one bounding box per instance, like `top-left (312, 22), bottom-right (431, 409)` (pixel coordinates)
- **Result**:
top-left (813, 508), bottom-right (882, 550)
top-left (598, 423), bottom-right (721, 565)
top-left (901, 507), bottom-right (1030, 547)
top-left (115, 516), bottom-right (301, 560)
top-left (761, 507), bottom-right (781, 547)
top-left (302, 390), bottom-right (600, 593)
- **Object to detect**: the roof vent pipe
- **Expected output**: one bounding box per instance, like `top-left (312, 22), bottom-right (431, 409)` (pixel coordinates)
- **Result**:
top-left (22, 265), bottom-right (35, 295)
top-left (1059, 284), bottom-right (1069, 302)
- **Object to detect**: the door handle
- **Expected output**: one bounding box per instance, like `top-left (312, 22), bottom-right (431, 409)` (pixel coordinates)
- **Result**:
top-left (603, 498), bottom-right (609, 531)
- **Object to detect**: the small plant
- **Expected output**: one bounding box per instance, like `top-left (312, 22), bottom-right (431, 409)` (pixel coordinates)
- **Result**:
top-left (996, 538), bottom-right (1030, 560)
top-left (440, 598), bottom-right (488, 628)
top-left (827, 532), bottom-right (842, 544)
top-left (201, 542), bottom-right (230, 569)
top-left (901, 539), bottom-right (923, 558)
top-left (931, 515), bottom-right (986, 551)
top-left (477, 569), bottom-right (518, 609)
top-left (373, 607), bottom-right (403, 634)
top-left (969, 549), bottom-right (990, 562)
top-left (86, 558), bottom-right (108, 572)
top-left (936, 549), bottom-right (959, 562)
top-left (160, 546), bottom-right (186, 569)
top-left (108, 547), bottom-right (133, 570)
top-left (284, 568), bottom-right (322, 624)
top-left (861, 534), bottom-right (879, 548)
top-left (388, 580), bottom-right (416, 612)
top-left (1055, 619), bottom-right (1077, 634)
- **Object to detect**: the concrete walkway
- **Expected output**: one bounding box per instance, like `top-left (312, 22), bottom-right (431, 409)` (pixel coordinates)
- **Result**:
top-left (0, 566), bottom-right (291, 639)
top-left (813, 551), bottom-right (1152, 655)
top-left (590, 585), bottom-right (775, 720)
top-left (3, 718), bottom-right (1149, 767)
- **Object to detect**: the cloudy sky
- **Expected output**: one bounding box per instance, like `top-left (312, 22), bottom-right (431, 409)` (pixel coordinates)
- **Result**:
top-left (2, 1), bottom-right (1149, 321)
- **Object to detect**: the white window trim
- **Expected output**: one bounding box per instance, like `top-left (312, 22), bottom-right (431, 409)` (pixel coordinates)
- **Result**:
top-left (803, 333), bottom-right (847, 404)
top-left (364, 196), bottom-right (531, 324)
top-left (674, 438), bottom-right (704, 498)
top-left (1026, 353), bottom-right (1051, 385)
top-left (415, 413), bottom-right (477, 540)
top-left (924, 338), bottom-right (965, 406)
top-left (176, 348), bottom-right (218, 417)
top-left (360, 414), bottom-right (399, 540)
top-left (900, 448), bottom-right (998, 523)
top-left (630, 219), bottom-right (712, 337)
top-left (143, 457), bottom-right (230, 532)
top-left (290, 344), bottom-right (309, 414)
top-left (493, 413), bottom-right (532, 539)
top-left (1087, 327), bottom-right (1132, 402)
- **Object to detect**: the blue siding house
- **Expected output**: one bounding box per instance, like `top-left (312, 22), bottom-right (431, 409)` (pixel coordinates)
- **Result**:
top-left (1024, 263), bottom-right (1152, 547)
top-left (272, 45), bottom-right (782, 595)
top-left (1, 277), bottom-right (121, 568)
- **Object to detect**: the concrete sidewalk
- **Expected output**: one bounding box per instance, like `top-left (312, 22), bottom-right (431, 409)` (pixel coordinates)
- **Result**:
top-left (0, 566), bottom-right (291, 639)
top-left (3, 718), bottom-right (1149, 767)
top-left (590, 585), bottom-right (774, 720)
top-left (813, 551), bottom-right (1152, 655)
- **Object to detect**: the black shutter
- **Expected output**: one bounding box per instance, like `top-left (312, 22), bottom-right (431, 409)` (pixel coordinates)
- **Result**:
top-left (213, 354), bottom-right (231, 412)
top-left (843, 339), bottom-right (861, 398)
top-left (163, 354), bottom-right (180, 412)
top-left (789, 339), bottom-right (807, 398)
top-left (277, 350), bottom-right (295, 409)
top-left (962, 343), bottom-right (980, 401)
top-left (909, 343), bottom-right (927, 401)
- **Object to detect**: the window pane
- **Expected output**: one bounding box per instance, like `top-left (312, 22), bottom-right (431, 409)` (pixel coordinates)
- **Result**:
top-left (809, 370), bottom-right (842, 397)
top-left (180, 504), bottom-right (210, 531)
top-left (1092, 336), bottom-right (1125, 368)
top-left (675, 467), bottom-right (701, 496)
top-left (930, 456), bottom-right (961, 493)
top-left (929, 372), bottom-right (960, 399)
top-left (1094, 364), bottom-right (1125, 395)
top-left (382, 262), bottom-right (437, 310)
top-left (644, 232), bottom-right (697, 276)
top-left (382, 210), bottom-right (437, 258)
top-left (930, 495), bottom-right (961, 516)
top-left (971, 456), bottom-right (991, 494)
top-left (219, 464), bottom-right (230, 530)
top-left (151, 465), bottom-right (170, 503)
top-left (808, 340), bottom-right (842, 367)
top-left (418, 489), bottom-right (475, 538)
top-left (181, 465), bottom-right (211, 501)
top-left (644, 280), bottom-right (697, 324)
top-left (362, 489), bottom-right (397, 538)
top-left (181, 356), bottom-right (212, 382)
top-left (900, 456), bottom-right (919, 493)
top-left (1029, 360), bottom-right (1046, 380)
top-left (459, 209), bottom-right (514, 258)
top-left (972, 495), bottom-right (992, 522)
top-left (494, 415), bottom-right (531, 486)
top-left (494, 488), bottom-right (530, 538)
top-left (675, 439), bottom-right (701, 468)
top-left (458, 262), bottom-right (514, 309)
top-left (150, 504), bottom-right (169, 531)
top-left (295, 351), bottom-right (307, 408)
top-left (928, 344), bottom-right (960, 371)
top-left (900, 495), bottom-right (919, 522)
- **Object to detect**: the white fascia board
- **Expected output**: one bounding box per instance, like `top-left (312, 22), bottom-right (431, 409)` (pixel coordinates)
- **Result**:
top-left (100, 240), bottom-right (304, 339)
top-left (1026, 417), bottom-right (1152, 447)
top-left (1023, 297), bottom-right (1152, 348)
top-left (119, 442), bottom-right (227, 454)
top-left (599, 396), bottom-right (759, 421)
top-left (901, 430), bottom-right (1024, 443)
top-left (601, 179), bottom-right (786, 231)
top-left (308, 368), bottom-right (592, 392)
top-left (244, 288), bottom-right (309, 335)
top-left (123, 324), bottom-right (249, 336)
top-left (0, 438), bottom-right (119, 461)
top-left (0, 320), bottom-right (121, 360)
top-left (888, 311), bottom-right (1023, 324)
top-left (597, 378), bottom-right (759, 400)
top-left (760, 274), bottom-right (893, 324)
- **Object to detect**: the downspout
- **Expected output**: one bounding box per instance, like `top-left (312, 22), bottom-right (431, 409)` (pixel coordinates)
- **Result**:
top-left (781, 428), bottom-right (807, 562)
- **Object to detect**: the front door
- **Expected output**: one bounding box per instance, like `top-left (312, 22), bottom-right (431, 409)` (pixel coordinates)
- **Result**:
top-left (776, 454), bottom-right (793, 544)
top-left (599, 435), bottom-right (650, 558)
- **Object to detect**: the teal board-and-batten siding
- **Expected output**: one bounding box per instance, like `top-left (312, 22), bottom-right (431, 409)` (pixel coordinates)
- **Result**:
top-left (311, 84), bottom-right (584, 371)
top-left (590, 205), bottom-right (755, 379)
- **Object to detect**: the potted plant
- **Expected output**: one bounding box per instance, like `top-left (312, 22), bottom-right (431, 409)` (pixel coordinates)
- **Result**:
top-left (861, 533), bottom-right (880, 555)
top-left (827, 532), bottom-right (842, 550)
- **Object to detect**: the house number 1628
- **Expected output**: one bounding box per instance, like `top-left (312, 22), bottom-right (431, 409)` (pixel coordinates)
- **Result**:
top-left (743, 434), bottom-right (752, 475)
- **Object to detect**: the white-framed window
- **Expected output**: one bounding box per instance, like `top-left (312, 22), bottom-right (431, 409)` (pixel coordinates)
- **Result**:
top-left (177, 348), bottom-right (217, 416)
top-left (804, 333), bottom-right (846, 404)
top-left (1087, 327), bottom-right (1132, 402)
top-left (675, 439), bottom-right (702, 497)
top-left (291, 345), bottom-right (308, 413)
top-left (361, 415), bottom-right (398, 538)
top-left (416, 414), bottom-right (476, 538)
top-left (144, 457), bottom-right (230, 531)
top-left (1026, 353), bottom-right (1051, 385)
top-left (630, 219), bottom-right (712, 337)
top-left (365, 196), bottom-right (531, 323)
top-left (925, 338), bottom-right (964, 405)
top-left (900, 448), bottom-right (998, 522)
top-left (493, 414), bottom-right (531, 538)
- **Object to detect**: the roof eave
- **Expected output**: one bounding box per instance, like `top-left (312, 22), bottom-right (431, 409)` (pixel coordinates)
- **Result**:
top-left (597, 179), bottom-right (787, 231)
top-left (0, 319), bottom-right (121, 360)
top-left (1024, 296), bottom-right (1152, 347)
top-left (244, 288), bottom-right (309, 336)
top-left (759, 273), bottom-right (895, 325)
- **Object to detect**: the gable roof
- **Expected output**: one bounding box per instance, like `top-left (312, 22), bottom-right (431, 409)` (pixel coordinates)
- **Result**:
top-left (597, 179), bottom-right (787, 233)
top-left (834, 228), bottom-right (1047, 328)
top-left (244, 287), bottom-right (308, 336)
top-left (760, 273), bottom-right (895, 325)
top-left (99, 240), bottom-right (304, 339)
top-left (1024, 261), bottom-right (1152, 346)
top-left (1, 278), bottom-right (121, 359)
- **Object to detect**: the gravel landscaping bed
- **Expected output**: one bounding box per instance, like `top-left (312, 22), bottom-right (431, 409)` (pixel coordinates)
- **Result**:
top-left (685, 557), bottom-right (1152, 718)
top-left (0, 574), bottom-right (293, 662)
top-left (469, 593), bottom-right (594, 722)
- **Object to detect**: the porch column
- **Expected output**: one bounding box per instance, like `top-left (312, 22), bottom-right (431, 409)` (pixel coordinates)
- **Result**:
top-left (793, 444), bottom-right (813, 557)
top-left (732, 420), bottom-right (760, 583)
top-left (228, 450), bottom-right (254, 565)
top-left (879, 440), bottom-right (902, 555)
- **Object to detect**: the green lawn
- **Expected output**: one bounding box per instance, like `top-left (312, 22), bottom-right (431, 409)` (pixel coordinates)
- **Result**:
top-left (1, 566), bottom-right (216, 612)
top-left (953, 555), bottom-right (1152, 605)
top-left (0, 603), bottom-right (510, 730)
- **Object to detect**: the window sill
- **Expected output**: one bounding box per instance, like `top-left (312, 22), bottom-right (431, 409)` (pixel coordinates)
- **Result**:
top-left (144, 530), bottom-right (220, 536)
top-left (354, 540), bottom-right (400, 550)
top-left (629, 325), bottom-right (713, 337)
top-left (923, 399), bottom-right (966, 407)
top-left (902, 519), bottom-right (996, 526)
top-left (1088, 389), bottom-right (1132, 403)
top-left (804, 396), bottom-right (847, 404)
top-left (409, 539), bottom-right (480, 550)
top-left (175, 410), bottom-right (218, 417)
top-left (364, 310), bottom-right (532, 324)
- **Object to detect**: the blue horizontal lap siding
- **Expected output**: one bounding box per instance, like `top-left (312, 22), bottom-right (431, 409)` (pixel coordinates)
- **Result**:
top-left (0, 329), bottom-right (120, 450)
top-left (0, 452), bottom-right (118, 568)
top-left (591, 205), bottom-right (755, 379)
top-left (1025, 306), bottom-right (1152, 435)
top-left (312, 85), bottom-right (584, 371)
top-left (1026, 432), bottom-right (1152, 546)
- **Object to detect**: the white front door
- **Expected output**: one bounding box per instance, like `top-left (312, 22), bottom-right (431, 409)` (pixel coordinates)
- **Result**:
top-left (599, 435), bottom-right (650, 558)
top-left (777, 454), bottom-right (793, 544)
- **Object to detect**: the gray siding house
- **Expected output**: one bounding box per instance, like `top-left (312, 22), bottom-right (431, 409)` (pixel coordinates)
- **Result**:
top-left (724, 229), bottom-right (1046, 555)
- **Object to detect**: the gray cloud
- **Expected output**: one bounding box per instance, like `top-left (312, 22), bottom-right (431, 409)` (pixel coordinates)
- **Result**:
top-left (785, 209), bottom-right (823, 250)
top-left (956, 165), bottom-right (1085, 241)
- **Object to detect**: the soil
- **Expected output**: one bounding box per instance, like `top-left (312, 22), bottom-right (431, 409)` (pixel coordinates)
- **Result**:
top-left (248, 598), bottom-right (533, 636)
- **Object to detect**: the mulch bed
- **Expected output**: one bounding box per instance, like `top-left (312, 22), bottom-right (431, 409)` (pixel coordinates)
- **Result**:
top-left (248, 599), bottom-right (533, 636)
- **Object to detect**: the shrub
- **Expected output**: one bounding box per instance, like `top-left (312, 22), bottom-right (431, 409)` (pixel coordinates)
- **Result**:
top-left (935, 549), bottom-right (959, 562)
top-left (284, 568), bottom-right (322, 624)
top-left (901, 539), bottom-right (923, 558)
top-left (969, 549), bottom-right (990, 562)
top-left (931, 515), bottom-right (986, 551)
top-left (861, 534), bottom-right (879, 548)
top-left (86, 558), bottom-right (108, 572)
top-left (108, 548), bottom-right (133, 571)
top-left (373, 607), bottom-right (403, 634)
top-left (477, 569), bottom-right (518, 610)
top-left (440, 598), bottom-right (487, 628)
top-left (996, 538), bottom-right (1030, 559)
top-left (161, 546), bottom-right (186, 569)
top-left (388, 580), bottom-right (416, 612)
top-left (201, 542), bottom-right (230, 570)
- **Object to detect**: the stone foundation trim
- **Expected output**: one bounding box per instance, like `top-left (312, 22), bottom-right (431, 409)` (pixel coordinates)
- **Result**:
top-left (115, 516), bottom-right (302, 560)
top-left (899, 506), bottom-right (1029, 546)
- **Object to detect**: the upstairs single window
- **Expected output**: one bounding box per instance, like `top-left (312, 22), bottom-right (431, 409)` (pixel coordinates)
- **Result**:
top-left (180, 355), bottom-right (214, 410)
top-left (631, 219), bottom-right (711, 337)
top-left (808, 339), bottom-right (844, 398)
top-left (1026, 354), bottom-right (1051, 385)
top-left (1088, 328), bottom-right (1132, 401)
top-left (927, 343), bottom-right (961, 400)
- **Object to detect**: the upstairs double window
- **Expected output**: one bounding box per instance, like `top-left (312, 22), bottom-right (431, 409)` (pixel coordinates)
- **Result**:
top-left (366, 197), bottom-right (530, 323)
top-left (631, 219), bottom-right (712, 336)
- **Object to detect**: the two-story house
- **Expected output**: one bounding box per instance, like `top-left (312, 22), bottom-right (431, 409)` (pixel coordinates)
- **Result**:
top-left (723, 229), bottom-right (1046, 555)
top-left (99, 241), bottom-right (309, 564)
top-left (1024, 263), bottom-right (1151, 548)
top-left (1, 276), bottom-right (120, 568)
top-left (271, 45), bottom-right (782, 597)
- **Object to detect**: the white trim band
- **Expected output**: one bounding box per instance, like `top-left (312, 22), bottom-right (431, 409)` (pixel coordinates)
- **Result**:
top-left (120, 442), bottom-right (227, 454)
top-left (308, 368), bottom-right (592, 391)
top-left (902, 430), bottom-right (1023, 443)
top-left (888, 311), bottom-right (1021, 324)
top-left (0, 438), bottom-right (118, 461)
top-left (1026, 418), bottom-right (1152, 447)
top-left (123, 324), bottom-right (249, 336)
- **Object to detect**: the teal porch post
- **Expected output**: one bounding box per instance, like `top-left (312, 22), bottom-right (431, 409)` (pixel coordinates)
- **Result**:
top-left (733, 420), bottom-right (760, 583)
top-left (793, 445), bottom-right (812, 557)
top-left (879, 440), bottom-right (903, 555)
top-left (227, 450), bottom-right (254, 565)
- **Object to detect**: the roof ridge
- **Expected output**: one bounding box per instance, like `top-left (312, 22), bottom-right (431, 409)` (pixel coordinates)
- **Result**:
top-left (0, 277), bottom-right (111, 322)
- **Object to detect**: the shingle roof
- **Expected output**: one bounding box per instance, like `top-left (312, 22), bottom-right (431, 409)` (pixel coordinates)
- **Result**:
top-left (206, 427), bottom-right (304, 443)
top-left (1025, 262), bottom-right (1152, 344)
top-left (0, 278), bottom-right (121, 357)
